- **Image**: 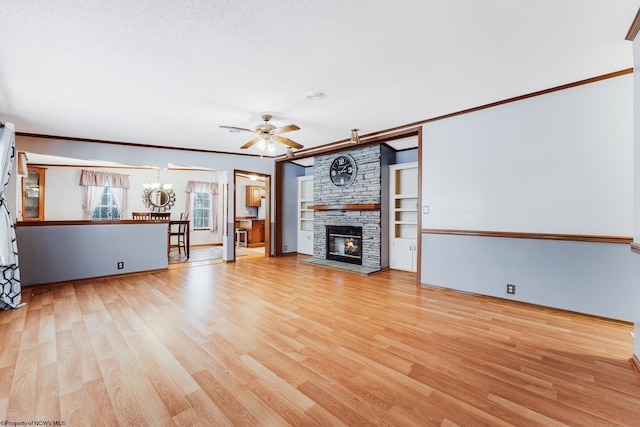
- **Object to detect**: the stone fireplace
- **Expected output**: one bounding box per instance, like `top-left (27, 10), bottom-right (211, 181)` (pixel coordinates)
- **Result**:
top-left (311, 144), bottom-right (394, 270)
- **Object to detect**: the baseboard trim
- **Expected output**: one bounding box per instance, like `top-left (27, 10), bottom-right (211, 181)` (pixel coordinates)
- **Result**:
top-left (22, 268), bottom-right (168, 289)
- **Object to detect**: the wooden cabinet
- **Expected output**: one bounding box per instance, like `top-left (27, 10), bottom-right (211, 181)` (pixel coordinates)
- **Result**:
top-left (297, 176), bottom-right (314, 255)
top-left (389, 162), bottom-right (417, 272)
top-left (250, 220), bottom-right (265, 245)
top-left (245, 185), bottom-right (263, 207)
top-left (235, 219), bottom-right (265, 247)
top-left (22, 166), bottom-right (46, 221)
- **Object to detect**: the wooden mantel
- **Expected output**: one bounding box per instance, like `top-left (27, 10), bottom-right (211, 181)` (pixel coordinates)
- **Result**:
top-left (309, 204), bottom-right (381, 211)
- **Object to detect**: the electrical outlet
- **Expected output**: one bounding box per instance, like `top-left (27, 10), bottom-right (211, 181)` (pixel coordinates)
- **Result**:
top-left (284, 245), bottom-right (288, 251)
top-left (506, 283), bottom-right (515, 295)
top-left (117, 261), bottom-right (124, 269)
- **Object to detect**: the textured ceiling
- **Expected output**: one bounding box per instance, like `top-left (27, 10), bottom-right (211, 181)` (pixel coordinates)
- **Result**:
top-left (0, 0), bottom-right (638, 159)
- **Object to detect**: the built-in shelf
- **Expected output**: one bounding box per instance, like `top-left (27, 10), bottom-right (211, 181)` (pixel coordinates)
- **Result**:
top-left (389, 162), bottom-right (418, 272)
top-left (298, 176), bottom-right (314, 255)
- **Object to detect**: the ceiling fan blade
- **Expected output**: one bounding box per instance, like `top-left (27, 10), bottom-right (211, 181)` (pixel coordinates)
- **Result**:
top-left (272, 124), bottom-right (300, 134)
top-left (219, 125), bottom-right (255, 133)
top-left (240, 136), bottom-right (262, 149)
top-left (272, 135), bottom-right (304, 149)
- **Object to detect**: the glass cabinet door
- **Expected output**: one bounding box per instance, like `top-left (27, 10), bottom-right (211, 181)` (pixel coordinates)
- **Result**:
top-left (22, 166), bottom-right (46, 221)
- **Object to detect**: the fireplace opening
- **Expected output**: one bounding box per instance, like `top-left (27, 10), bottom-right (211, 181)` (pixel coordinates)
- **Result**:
top-left (326, 225), bottom-right (363, 265)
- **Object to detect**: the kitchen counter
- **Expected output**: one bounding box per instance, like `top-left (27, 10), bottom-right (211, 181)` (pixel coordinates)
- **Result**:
top-left (235, 218), bottom-right (265, 247)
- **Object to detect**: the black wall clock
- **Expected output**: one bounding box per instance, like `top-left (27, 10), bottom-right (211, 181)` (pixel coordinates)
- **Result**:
top-left (330, 154), bottom-right (357, 187)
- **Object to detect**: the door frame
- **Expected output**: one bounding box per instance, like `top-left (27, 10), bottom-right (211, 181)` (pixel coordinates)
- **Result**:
top-left (233, 169), bottom-right (271, 260)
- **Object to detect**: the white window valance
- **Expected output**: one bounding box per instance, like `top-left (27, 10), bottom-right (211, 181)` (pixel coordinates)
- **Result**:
top-left (79, 170), bottom-right (130, 189)
top-left (185, 180), bottom-right (218, 194)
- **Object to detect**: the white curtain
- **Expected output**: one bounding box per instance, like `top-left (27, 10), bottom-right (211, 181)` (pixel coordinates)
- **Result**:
top-left (0, 123), bottom-right (24, 310)
top-left (79, 170), bottom-right (130, 219)
top-left (185, 180), bottom-right (218, 232)
top-left (81, 186), bottom-right (104, 220)
top-left (110, 187), bottom-right (128, 218)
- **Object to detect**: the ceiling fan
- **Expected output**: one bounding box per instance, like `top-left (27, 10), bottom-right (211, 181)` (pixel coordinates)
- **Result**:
top-left (220, 114), bottom-right (303, 153)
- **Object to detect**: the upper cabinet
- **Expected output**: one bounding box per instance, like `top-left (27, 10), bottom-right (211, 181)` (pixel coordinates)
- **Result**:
top-left (245, 185), bottom-right (263, 207)
top-left (22, 166), bottom-right (46, 221)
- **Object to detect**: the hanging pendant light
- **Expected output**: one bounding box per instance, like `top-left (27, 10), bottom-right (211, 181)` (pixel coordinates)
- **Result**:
top-left (350, 129), bottom-right (361, 144)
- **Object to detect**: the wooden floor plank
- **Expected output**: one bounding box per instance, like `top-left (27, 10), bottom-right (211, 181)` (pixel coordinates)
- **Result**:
top-left (6, 347), bottom-right (37, 420)
top-left (60, 378), bottom-right (118, 426)
top-left (180, 389), bottom-right (233, 426)
top-left (34, 362), bottom-right (60, 420)
top-left (0, 254), bottom-right (638, 425)
top-left (191, 368), bottom-right (261, 427)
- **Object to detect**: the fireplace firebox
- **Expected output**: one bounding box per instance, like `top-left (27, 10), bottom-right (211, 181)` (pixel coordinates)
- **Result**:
top-left (326, 225), bottom-right (363, 265)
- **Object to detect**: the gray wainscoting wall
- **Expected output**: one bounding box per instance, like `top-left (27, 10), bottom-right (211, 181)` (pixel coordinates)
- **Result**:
top-left (17, 222), bottom-right (169, 285)
top-left (421, 233), bottom-right (633, 321)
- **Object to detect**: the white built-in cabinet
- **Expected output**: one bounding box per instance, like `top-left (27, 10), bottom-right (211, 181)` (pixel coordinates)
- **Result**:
top-left (389, 162), bottom-right (418, 271)
top-left (297, 176), bottom-right (314, 255)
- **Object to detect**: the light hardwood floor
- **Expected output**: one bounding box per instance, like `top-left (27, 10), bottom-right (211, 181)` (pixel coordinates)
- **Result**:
top-left (168, 245), bottom-right (265, 269)
top-left (1, 255), bottom-right (639, 426)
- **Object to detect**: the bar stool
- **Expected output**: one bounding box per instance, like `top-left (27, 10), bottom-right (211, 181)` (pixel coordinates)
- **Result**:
top-left (169, 219), bottom-right (189, 255)
top-left (235, 228), bottom-right (247, 248)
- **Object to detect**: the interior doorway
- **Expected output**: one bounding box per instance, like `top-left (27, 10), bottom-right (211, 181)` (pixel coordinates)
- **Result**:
top-left (234, 170), bottom-right (271, 260)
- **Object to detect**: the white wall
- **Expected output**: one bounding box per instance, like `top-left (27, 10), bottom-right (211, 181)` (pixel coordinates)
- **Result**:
top-left (420, 73), bottom-right (634, 321)
top-left (422, 74), bottom-right (633, 235)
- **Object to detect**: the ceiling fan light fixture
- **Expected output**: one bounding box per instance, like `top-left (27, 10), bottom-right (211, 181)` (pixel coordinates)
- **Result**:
top-left (222, 114), bottom-right (303, 153)
top-left (350, 129), bottom-right (361, 144)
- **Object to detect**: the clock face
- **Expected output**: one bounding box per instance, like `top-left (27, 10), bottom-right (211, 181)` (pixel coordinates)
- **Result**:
top-left (330, 154), bottom-right (357, 187)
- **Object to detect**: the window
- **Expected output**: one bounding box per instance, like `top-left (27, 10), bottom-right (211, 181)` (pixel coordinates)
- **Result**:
top-left (192, 192), bottom-right (211, 229)
top-left (92, 187), bottom-right (120, 220)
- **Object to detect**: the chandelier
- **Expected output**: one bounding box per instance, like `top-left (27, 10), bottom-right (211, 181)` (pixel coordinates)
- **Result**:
top-left (143, 169), bottom-right (173, 190)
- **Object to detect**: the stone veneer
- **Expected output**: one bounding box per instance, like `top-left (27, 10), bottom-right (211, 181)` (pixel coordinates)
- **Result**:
top-left (313, 145), bottom-right (382, 269)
